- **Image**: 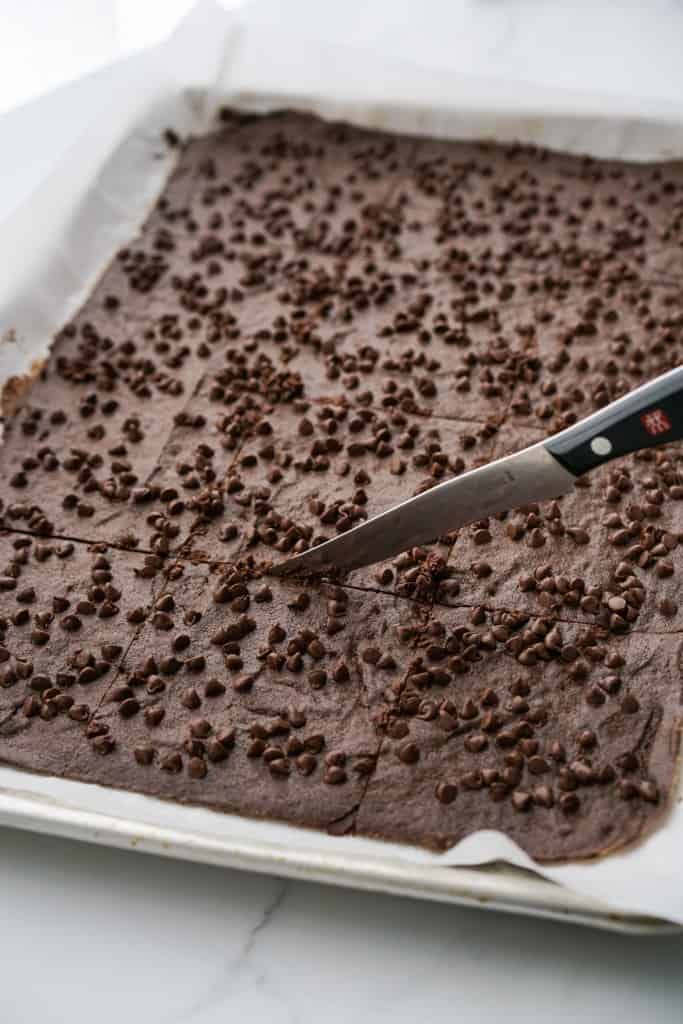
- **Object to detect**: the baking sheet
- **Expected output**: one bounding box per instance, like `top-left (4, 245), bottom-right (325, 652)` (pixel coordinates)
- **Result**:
top-left (1, 0), bottom-right (683, 927)
top-left (0, 764), bottom-right (675, 935)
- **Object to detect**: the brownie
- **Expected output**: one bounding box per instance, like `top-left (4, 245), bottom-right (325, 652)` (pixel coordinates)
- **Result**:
top-left (1, 109), bottom-right (682, 862)
top-left (356, 612), bottom-right (680, 860)
top-left (0, 533), bottom-right (165, 770)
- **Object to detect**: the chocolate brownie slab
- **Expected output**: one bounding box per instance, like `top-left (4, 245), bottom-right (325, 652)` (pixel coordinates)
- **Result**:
top-left (1, 110), bottom-right (682, 861)
top-left (0, 534), bottom-right (164, 771)
top-left (5, 558), bottom-right (429, 833)
top-left (356, 615), bottom-right (680, 860)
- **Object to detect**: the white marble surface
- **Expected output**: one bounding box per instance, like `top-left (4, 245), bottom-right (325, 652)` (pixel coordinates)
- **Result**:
top-left (3, 2), bottom-right (683, 1021)
top-left (4, 0), bottom-right (683, 112)
top-left (1, 826), bottom-right (683, 1024)
top-left (246, 0), bottom-right (683, 106)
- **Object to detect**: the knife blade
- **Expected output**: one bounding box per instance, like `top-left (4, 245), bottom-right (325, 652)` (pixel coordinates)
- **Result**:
top-left (270, 365), bottom-right (683, 577)
top-left (269, 442), bottom-right (574, 576)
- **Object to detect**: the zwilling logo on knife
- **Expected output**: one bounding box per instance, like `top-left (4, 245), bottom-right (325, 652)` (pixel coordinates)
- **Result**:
top-left (640, 409), bottom-right (672, 436)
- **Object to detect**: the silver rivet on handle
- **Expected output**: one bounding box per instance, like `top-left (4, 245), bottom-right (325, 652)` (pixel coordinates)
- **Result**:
top-left (590, 436), bottom-right (613, 456)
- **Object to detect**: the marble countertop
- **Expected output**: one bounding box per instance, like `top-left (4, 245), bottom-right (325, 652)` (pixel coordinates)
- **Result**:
top-left (3, 2), bottom-right (683, 1021)
top-left (1, 826), bottom-right (683, 1024)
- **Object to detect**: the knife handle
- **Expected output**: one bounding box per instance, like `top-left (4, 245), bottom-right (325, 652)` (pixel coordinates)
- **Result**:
top-left (544, 365), bottom-right (683, 477)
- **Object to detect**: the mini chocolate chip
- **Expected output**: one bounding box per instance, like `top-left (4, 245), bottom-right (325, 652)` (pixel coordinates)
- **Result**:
top-left (296, 754), bottom-right (317, 775)
top-left (387, 720), bottom-right (409, 740)
top-left (101, 643), bottom-right (123, 662)
top-left (559, 792), bottom-right (580, 814)
top-left (68, 704), bottom-right (90, 722)
top-left (435, 781), bottom-right (457, 804)
top-left (527, 756), bottom-right (549, 775)
top-left (288, 708), bottom-right (307, 729)
top-left (396, 741), bottom-right (419, 764)
top-left (268, 624), bottom-right (286, 644)
top-left (332, 661), bottom-right (350, 683)
top-left (152, 612), bottom-right (173, 630)
top-left (92, 735), bottom-right (115, 755)
top-left (206, 738), bottom-right (229, 762)
top-left (144, 706), bottom-right (165, 727)
top-left (190, 718), bottom-right (212, 738)
top-left (22, 695), bottom-right (41, 718)
top-left (533, 785), bottom-right (554, 808)
top-left (512, 791), bottom-right (532, 812)
top-left (639, 780), bottom-right (659, 803)
top-left (304, 734), bottom-right (325, 754)
top-left (461, 770), bottom-right (483, 790)
top-left (233, 674), bottom-right (256, 693)
top-left (161, 753), bottom-right (183, 773)
top-left (181, 688), bottom-right (201, 709)
top-left (134, 745), bottom-right (155, 766)
top-left (188, 757), bottom-right (207, 779)
top-left (118, 697), bottom-right (140, 718)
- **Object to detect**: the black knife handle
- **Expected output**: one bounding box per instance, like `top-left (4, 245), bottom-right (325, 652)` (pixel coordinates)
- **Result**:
top-left (544, 365), bottom-right (683, 476)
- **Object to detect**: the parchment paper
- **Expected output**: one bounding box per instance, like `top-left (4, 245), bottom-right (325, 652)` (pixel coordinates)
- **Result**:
top-left (1, 0), bottom-right (683, 924)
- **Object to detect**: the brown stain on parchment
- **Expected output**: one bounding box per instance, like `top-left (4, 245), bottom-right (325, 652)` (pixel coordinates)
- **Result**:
top-left (0, 355), bottom-right (46, 419)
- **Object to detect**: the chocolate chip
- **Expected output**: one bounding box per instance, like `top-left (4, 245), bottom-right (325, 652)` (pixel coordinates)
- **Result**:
top-left (101, 643), bottom-right (123, 662)
top-left (461, 770), bottom-right (483, 790)
top-left (559, 793), bottom-right (580, 814)
top-left (206, 738), bottom-right (229, 762)
top-left (435, 781), bottom-right (458, 804)
top-left (331, 661), bottom-right (350, 683)
top-left (296, 754), bottom-right (317, 775)
top-left (188, 757), bottom-right (207, 779)
top-left (512, 791), bottom-right (532, 812)
top-left (134, 745), bottom-right (155, 766)
top-left (304, 734), bottom-right (324, 754)
top-left (22, 695), bottom-right (41, 718)
top-left (118, 697), bottom-right (140, 718)
top-left (152, 612), bottom-right (173, 630)
top-left (161, 753), bottom-right (183, 773)
top-left (288, 708), bottom-right (307, 729)
top-left (190, 718), bottom-right (212, 738)
top-left (397, 741), bottom-right (419, 764)
top-left (586, 685), bottom-right (606, 707)
top-left (92, 735), bottom-right (115, 755)
top-left (145, 706), bottom-right (165, 727)
top-left (204, 678), bottom-right (226, 697)
top-left (233, 674), bottom-right (256, 693)
top-left (268, 624), bottom-right (286, 644)
top-left (639, 780), bottom-right (659, 803)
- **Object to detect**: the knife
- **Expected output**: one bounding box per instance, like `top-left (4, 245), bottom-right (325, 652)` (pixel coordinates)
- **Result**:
top-left (270, 365), bottom-right (683, 577)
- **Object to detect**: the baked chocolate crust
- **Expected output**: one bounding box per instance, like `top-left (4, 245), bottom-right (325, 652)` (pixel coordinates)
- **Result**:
top-left (1, 109), bottom-right (682, 861)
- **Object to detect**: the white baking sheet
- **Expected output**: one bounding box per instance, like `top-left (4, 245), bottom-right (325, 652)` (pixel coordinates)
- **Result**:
top-left (1, 0), bottom-right (683, 927)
